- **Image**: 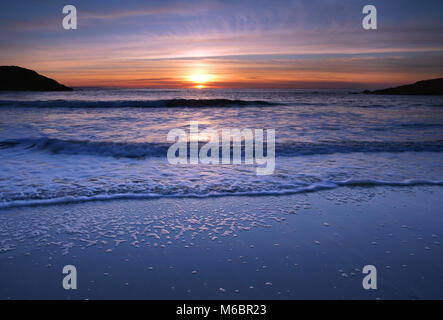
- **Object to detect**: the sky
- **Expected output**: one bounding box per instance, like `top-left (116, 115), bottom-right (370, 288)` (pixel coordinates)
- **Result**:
top-left (1, 0), bottom-right (443, 89)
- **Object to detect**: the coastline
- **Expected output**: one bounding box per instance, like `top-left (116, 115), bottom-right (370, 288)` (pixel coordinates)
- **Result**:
top-left (1, 186), bottom-right (442, 300)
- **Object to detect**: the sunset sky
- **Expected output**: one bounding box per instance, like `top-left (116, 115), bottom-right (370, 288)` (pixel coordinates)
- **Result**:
top-left (1, 0), bottom-right (443, 88)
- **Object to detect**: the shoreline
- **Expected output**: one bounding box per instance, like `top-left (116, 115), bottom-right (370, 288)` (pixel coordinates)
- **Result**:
top-left (1, 178), bottom-right (442, 210)
top-left (1, 186), bottom-right (442, 299)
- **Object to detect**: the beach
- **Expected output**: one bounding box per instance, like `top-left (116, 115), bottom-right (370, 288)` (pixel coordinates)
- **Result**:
top-left (1, 0), bottom-right (443, 305)
top-left (1, 186), bottom-right (442, 300)
top-left (1, 88), bottom-right (443, 299)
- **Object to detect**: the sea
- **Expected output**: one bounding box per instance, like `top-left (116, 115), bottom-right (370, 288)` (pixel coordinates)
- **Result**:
top-left (0, 88), bottom-right (442, 209)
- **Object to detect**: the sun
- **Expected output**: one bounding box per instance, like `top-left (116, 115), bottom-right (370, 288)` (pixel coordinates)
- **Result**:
top-left (187, 73), bottom-right (213, 88)
top-left (189, 74), bottom-right (211, 83)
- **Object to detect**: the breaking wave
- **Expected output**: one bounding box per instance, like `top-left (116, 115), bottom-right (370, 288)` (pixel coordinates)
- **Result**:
top-left (2, 138), bottom-right (442, 158)
top-left (0, 178), bottom-right (442, 209)
top-left (0, 98), bottom-right (277, 108)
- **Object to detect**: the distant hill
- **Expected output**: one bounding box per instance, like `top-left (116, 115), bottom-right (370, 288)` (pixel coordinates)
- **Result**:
top-left (0, 66), bottom-right (72, 91)
top-left (364, 78), bottom-right (443, 96)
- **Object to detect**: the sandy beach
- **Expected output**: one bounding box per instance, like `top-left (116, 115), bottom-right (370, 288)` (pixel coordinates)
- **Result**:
top-left (2, 0), bottom-right (443, 307)
top-left (1, 186), bottom-right (442, 300)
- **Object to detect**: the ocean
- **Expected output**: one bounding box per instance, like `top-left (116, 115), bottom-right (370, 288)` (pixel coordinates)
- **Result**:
top-left (1, 88), bottom-right (443, 299)
top-left (1, 88), bottom-right (442, 209)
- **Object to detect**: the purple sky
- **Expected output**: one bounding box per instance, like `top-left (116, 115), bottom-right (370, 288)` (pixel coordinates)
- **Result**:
top-left (1, 0), bottom-right (442, 88)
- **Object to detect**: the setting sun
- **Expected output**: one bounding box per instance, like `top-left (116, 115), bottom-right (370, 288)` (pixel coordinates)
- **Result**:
top-left (187, 73), bottom-right (214, 88)
top-left (189, 74), bottom-right (211, 83)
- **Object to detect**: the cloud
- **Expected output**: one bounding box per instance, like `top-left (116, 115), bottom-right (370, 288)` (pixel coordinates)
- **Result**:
top-left (1, 0), bottom-right (443, 87)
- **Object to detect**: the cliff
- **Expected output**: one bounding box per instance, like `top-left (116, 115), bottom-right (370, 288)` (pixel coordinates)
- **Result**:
top-left (364, 78), bottom-right (443, 96)
top-left (0, 66), bottom-right (73, 91)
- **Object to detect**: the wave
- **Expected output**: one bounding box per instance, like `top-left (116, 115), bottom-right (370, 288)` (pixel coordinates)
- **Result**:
top-left (2, 138), bottom-right (443, 158)
top-left (0, 138), bottom-right (172, 158)
top-left (370, 123), bottom-right (443, 131)
top-left (0, 98), bottom-right (277, 108)
top-left (0, 178), bottom-right (442, 209)
top-left (275, 140), bottom-right (443, 155)
top-left (398, 123), bottom-right (443, 129)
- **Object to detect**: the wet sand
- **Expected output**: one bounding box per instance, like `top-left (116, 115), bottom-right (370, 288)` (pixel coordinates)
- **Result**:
top-left (1, 186), bottom-right (442, 299)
